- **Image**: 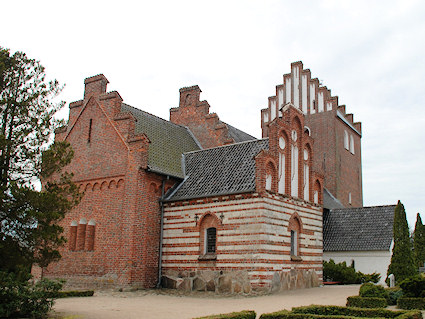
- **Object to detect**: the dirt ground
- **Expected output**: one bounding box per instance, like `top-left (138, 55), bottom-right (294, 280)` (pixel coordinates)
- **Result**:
top-left (52, 285), bottom-right (361, 319)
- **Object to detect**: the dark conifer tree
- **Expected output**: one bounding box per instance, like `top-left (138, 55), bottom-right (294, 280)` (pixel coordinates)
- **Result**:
top-left (387, 201), bottom-right (416, 283)
top-left (413, 213), bottom-right (425, 269)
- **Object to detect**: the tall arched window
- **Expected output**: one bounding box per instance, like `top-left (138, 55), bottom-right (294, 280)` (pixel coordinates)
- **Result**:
top-left (350, 135), bottom-right (355, 154)
top-left (265, 161), bottom-right (276, 192)
top-left (303, 148), bottom-right (310, 201)
top-left (278, 135), bottom-right (286, 194)
top-left (344, 130), bottom-right (349, 150)
top-left (291, 130), bottom-right (299, 197)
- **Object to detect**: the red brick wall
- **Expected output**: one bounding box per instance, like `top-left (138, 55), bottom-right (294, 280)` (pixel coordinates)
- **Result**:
top-left (170, 86), bottom-right (234, 148)
top-left (44, 75), bottom-right (175, 289)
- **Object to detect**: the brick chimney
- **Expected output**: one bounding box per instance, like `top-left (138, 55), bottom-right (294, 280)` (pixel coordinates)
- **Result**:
top-left (84, 74), bottom-right (109, 99)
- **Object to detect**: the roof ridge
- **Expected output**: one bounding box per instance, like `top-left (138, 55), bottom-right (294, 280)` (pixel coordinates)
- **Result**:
top-left (183, 138), bottom-right (269, 155)
top-left (331, 204), bottom-right (396, 211)
top-left (121, 103), bottom-right (192, 130)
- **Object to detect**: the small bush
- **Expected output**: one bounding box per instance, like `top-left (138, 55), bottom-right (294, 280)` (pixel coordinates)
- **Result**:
top-left (346, 296), bottom-right (387, 308)
top-left (292, 305), bottom-right (398, 317)
top-left (386, 287), bottom-right (404, 305)
top-left (397, 297), bottom-right (425, 310)
top-left (194, 310), bottom-right (256, 319)
top-left (54, 290), bottom-right (94, 298)
top-left (359, 283), bottom-right (389, 299)
top-left (399, 276), bottom-right (425, 298)
top-left (323, 260), bottom-right (380, 284)
top-left (0, 271), bottom-right (63, 318)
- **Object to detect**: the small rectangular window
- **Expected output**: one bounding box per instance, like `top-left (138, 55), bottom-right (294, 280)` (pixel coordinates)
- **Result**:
top-left (206, 227), bottom-right (216, 253)
top-left (290, 230), bottom-right (298, 256)
top-left (88, 119), bottom-right (93, 143)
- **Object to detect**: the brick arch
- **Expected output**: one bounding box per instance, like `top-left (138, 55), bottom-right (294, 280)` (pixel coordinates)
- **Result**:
top-left (117, 179), bottom-right (124, 188)
top-left (92, 182), bottom-right (100, 191)
top-left (265, 158), bottom-right (277, 192)
top-left (108, 180), bottom-right (116, 189)
top-left (198, 212), bottom-right (221, 257)
top-left (288, 212), bottom-right (303, 233)
top-left (84, 183), bottom-right (92, 192)
top-left (100, 181), bottom-right (108, 190)
top-left (292, 114), bottom-right (303, 132)
top-left (288, 212), bottom-right (302, 258)
top-left (313, 179), bottom-right (322, 205)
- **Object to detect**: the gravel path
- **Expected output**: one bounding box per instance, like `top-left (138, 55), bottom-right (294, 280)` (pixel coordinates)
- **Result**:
top-left (52, 285), bottom-right (360, 319)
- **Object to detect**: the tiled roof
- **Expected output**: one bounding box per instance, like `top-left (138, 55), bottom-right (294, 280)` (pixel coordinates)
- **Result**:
top-left (226, 123), bottom-right (257, 143)
top-left (323, 205), bottom-right (396, 252)
top-left (121, 103), bottom-right (201, 178)
top-left (165, 139), bottom-right (269, 201)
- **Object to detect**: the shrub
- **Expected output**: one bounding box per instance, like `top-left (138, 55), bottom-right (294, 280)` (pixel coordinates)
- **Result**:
top-left (194, 310), bottom-right (256, 319)
top-left (397, 297), bottom-right (425, 310)
top-left (0, 271), bottom-right (63, 318)
top-left (359, 283), bottom-right (389, 299)
top-left (260, 305), bottom-right (422, 319)
top-left (52, 290), bottom-right (94, 298)
top-left (387, 287), bottom-right (404, 305)
top-left (346, 296), bottom-right (387, 308)
top-left (399, 276), bottom-right (425, 298)
top-left (323, 260), bottom-right (380, 284)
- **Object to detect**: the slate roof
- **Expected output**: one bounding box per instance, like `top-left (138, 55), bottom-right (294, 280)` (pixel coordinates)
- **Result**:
top-left (121, 103), bottom-right (201, 178)
top-left (165, 139), bottom-right (269, 201)
top-left (323, 188), bottom-right (344, 209)
top-left (323, 205), bottom-right (396, 252)
top-left (226, 123), bottom-right (256, 143)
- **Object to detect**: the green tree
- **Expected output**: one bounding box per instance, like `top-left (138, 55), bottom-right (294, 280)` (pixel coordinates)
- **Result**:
top-left (0, 47), bottom-right (81, 275)
top-left (387, 201), bottom-right (416, 284)
top-left (413, 213), bottom-right (425, 269)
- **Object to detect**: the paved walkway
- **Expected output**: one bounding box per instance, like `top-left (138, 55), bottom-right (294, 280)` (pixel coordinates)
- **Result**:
top-left (52, 285), bottom-right (361, 319)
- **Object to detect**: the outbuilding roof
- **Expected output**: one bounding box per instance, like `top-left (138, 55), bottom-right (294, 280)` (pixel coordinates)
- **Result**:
top-left (121, 103), bottom-right (201, 178)
top-left (165, 139), bottom-right (269, 201)
top-left (323, 205), bottom-right (396, 252)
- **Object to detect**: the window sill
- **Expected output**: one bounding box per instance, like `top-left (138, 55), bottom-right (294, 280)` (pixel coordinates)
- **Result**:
top-left (291, 255), bottom-right (302, 261)
top-left (198, 254), bottom-right (217, 261)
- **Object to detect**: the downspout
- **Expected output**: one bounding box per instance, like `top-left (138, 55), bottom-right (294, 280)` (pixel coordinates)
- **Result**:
top-left (157, 176), bottom-right (168, 288)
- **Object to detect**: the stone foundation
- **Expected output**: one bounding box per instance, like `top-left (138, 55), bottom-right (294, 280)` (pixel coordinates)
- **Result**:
top-left (162, 269), bottom-right (320, 294)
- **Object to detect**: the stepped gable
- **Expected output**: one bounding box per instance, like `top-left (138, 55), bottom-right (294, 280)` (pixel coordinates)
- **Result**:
top-left (165, 139), bottom-right (269, 201)
top-left (121, 103), bottom-right (201, 178)
top-left (323, 205), bottom-right (396, 251)
top-left (170, 85), bottom-right (256, 149)
top-left (261, 61), bottom-right (361, 136)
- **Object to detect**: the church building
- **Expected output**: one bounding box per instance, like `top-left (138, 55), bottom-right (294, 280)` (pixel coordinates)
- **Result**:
top-left (41, 62), bottom-right (363, 293)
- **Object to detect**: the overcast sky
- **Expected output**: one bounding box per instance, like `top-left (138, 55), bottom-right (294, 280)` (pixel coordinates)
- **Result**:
top-left (3, 0), bottom-right (425, 228)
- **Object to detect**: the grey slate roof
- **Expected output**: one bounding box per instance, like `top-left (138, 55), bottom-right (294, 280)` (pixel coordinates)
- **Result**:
top-left (165, 139), bottom-right (269, 201)
top-left (226, 123), bottom-right (257, 143)
top-left (323, 188), bottom-right (344, 209)
top-left (121, 103), bottom-right (201, 178)
top-left (323, 205), bottom-right (396, 252)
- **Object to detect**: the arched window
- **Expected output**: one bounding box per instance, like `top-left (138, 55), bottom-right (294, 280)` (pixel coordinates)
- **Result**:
top-left (313, 180), bottom-right (322, 205)
top-left (69, 221), bottom-right (78, 251)
top-left (350, 135), bottom-right (355, 154)
top-left (291, 130), bottom-right (299, 197)
top-left (198, 213), bottom-right (220, 259)
top-left (278, 135), bottom-right (286, 194)
top-left (288, 214), bottom-right (302, 259)
top-left (77, 218), bottom-right (87, 251)
top-left (344, 130), bottom-right (349, 150)
top-left (303, 148), bottom-right (310, 201)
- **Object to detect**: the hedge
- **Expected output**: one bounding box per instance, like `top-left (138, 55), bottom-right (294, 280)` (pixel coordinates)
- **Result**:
top-left (259, 305), bottom-right (422, 319)
top-left (397, 297), bottom-right (425, 310)
top-left (194, 310), bottom-right (256, 319)
top-left (292, 305), bottom-right (402, 317)
top-left (346, 296), bottom-right (387, 308)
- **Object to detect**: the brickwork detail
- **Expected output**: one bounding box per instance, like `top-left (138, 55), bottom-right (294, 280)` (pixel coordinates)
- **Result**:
top-left (261, 62), bottom-right (362, 207)
top-left (170, 86), bottom-right (235, 148)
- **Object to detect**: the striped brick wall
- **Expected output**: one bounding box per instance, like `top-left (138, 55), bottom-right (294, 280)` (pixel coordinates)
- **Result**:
top-left (162, 192), bottom-right (323, 293)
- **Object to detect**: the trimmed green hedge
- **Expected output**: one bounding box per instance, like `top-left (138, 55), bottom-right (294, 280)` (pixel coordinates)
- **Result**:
top-left (55, 290), bottom-right (94, 298)
top-left (292, 305), bottom-right (401, 317)
top-left (259, 305), bottom-right (422, 319)
top-left (397, 297), bottom-right (425, 310)
top-left (194, 310), bottom-right (256, 319)
top-left (346, 296), bottom-right (387, 308)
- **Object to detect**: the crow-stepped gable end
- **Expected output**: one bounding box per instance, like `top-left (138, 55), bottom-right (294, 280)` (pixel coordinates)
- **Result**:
top-left (36, 62), bottom-right (371, 294)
